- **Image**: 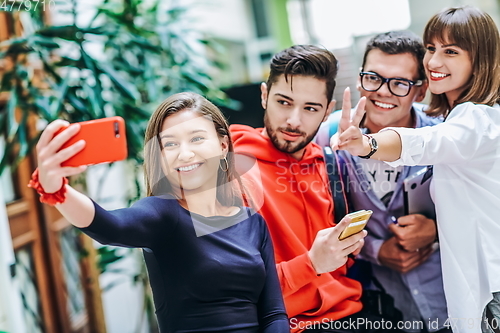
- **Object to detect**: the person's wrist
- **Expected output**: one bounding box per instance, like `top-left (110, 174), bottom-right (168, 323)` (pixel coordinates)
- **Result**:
top-left (362, 135), bottom-right (371, 156)
top-left (359, 134), bottom-right (376, 158)
top-left (307, 251), bottom-right (322, 276)
top-left (28, 168), bottom-right (68, 205)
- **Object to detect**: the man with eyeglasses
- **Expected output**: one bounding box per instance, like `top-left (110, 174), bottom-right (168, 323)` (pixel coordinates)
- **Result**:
top-left (316, 31), bottom-right (450, 332)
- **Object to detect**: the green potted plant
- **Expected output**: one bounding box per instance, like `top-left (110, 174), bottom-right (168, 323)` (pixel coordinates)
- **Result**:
top-left (0, 0), bottom-right (227, 184)
top-left (0, 1), bottom-right (229, 331)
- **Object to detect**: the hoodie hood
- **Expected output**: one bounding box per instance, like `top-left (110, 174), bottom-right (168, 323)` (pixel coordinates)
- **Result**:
top-left (230, 124), bottom-right (325, 165)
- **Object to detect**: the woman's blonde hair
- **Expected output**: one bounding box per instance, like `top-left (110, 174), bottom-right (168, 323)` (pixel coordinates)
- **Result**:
top-left (143, 92), bottom-right (246, 207)
top-left (423, 6), bottom-right (500, 117)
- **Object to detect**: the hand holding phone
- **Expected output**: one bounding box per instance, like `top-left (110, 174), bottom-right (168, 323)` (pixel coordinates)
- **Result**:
top-left (55, 116), bottom-right (128, 167)
top-left (338, 209), bottom-right (372, 240)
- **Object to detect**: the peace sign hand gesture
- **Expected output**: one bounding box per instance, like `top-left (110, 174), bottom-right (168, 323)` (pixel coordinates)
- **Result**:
top-left (330, 87), bottom-right (368, 156)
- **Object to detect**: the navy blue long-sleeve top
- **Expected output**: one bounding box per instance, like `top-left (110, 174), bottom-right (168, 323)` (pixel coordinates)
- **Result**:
top-left (79, 195), bottom-right (289, 333)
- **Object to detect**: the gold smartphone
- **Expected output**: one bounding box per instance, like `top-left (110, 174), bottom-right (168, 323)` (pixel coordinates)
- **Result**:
top-left (338, 210), bottom-right (373, 240)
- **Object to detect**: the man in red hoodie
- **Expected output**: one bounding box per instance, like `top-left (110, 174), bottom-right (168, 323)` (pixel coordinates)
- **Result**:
top-left (230, 45), bottom-right (373, 332)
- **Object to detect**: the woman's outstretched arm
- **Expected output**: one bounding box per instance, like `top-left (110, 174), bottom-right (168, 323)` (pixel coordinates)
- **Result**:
top-left (330, 87), bottom-right (403, 162)
top-left (35, 120), bottom-right (170, 248)
top-left (36, 120), bottom-right (95, 227)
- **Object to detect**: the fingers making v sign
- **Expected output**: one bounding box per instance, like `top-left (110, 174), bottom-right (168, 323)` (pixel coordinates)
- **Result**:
top-left (330, 87), bottom-right (367, 156)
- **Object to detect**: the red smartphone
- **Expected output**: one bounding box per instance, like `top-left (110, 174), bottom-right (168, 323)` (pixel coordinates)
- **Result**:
top-left (56, 116), bottom-right (128, 167)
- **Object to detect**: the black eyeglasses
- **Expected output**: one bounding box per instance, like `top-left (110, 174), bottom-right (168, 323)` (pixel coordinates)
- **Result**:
top-left (359, 71), bottom-right (423, 97)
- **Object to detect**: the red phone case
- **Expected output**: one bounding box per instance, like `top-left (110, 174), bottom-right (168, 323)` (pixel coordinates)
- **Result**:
top-left (57, 117), bottom-right (128, 167)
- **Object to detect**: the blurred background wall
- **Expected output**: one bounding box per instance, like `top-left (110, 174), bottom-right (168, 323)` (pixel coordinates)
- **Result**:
top-left (182, 0), bottom-right (500, 127)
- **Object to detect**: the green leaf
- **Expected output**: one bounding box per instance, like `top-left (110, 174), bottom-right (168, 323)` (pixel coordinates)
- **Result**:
top-left (49, 73), bottom-right (71, 119)
top-left (129, 35), bottom-right (162, 53)
top-left (136, 59), bottom-right (155, 102)
top-left (0, 37), bottom-right (33, 57)
top-left (80, 26), bottom-right (115, 36)
top-left (97, 246), bottom-right (126, 272)
top-left (80, 46), bottom-right (97, 73)
top-left (6, 87), bottom-right (19, 142)
top-left (80, 49), bottom-right (105, 117)
top-left (41, 58), bottom-right (63, 84)
top-left (102, 278), bottom-right (127, 292)
top-left (0, 37), bottom-right (27, 49)
top-left (0, 70), bottom-right (14, 92)
top-left (97, 63), bottom-right (140, 101)
top-left (37, 25), bottom-right (81, 41)
top-left (66, 89), bottom-right (89, 114)
top-left (81, 81), bottom-right (100, 119)
top-left (33, 95), bottom-right (53, 121)
top-left (34, 25), bottom-right (109, 41)
top-left (112, 58), bottom-right (142, 76)
top-left (100, 268), bottom-right (128, 274)
top-left (165, 5), bottom-right (189, 19)
top-left (0, 143), bottom-right (12, 176)
top-left (0, 87), bottom-right (25, 175)
top-left (53, 56), bottom-right (86, 68)
top-left (29, 35), bottom-right (60, 49)
top-left (180, 70), bottom-right (212, 92)
top-left (16, 112), bottom-right (29, 159)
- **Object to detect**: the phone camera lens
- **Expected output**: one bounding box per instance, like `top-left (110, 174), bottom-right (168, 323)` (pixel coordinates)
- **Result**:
top-left (114, 122), bottom-right (120, 138)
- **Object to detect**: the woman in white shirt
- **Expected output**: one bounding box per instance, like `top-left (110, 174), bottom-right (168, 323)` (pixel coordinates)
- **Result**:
top-left (332, 6), bottom-right (500, 333)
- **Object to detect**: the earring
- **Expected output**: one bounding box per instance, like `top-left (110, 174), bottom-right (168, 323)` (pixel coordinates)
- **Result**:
top-left (219, 156), bottom-right (229, 172)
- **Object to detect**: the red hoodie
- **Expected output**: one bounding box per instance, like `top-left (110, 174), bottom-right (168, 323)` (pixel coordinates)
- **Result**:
top-left (230, 125), bottom-right (362, 332)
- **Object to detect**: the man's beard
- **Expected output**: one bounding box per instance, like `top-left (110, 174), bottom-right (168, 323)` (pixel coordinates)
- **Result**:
top-left (263, 112), bottom-right (320, 155)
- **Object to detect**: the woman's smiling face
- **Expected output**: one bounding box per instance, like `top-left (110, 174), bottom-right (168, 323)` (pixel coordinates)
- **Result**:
top-left (159, 109), bottom-right (228, 194)
top-left (424, 37), bottom-right (473, 106)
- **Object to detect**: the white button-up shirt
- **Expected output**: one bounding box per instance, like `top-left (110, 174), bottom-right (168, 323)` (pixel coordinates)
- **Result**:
top-left (383, 102), bottom-right (500, 333)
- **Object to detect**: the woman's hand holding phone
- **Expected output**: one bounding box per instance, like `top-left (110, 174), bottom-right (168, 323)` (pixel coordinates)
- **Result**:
top-left (36, 120), bottom-right (88, 193)
top-left (34, 119), bottom-right (97, 228)
top-left (32, 117), bottom-right (126, 228)
top-left (36, 116), bottom-right (127, 193)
